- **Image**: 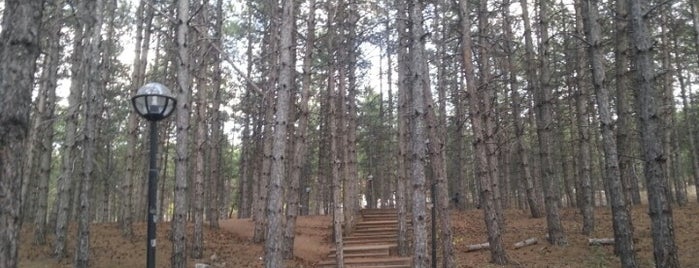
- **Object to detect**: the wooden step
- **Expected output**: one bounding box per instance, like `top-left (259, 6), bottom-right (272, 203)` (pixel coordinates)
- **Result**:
top-left (329, 243), bottom-right (397, 255)
top-left (326, 251), bottom-right (390, 259)
top-left (345, 234), bottom-right (398, 241)
top-left (345, 239), bottom-right (399, 245)
top-left (317, 256), bottom-right (412, 267)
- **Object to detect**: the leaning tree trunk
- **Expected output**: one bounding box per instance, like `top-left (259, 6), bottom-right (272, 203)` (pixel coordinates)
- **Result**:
top-left (581, 0), bottom-right (638, 266)
top-left (628, 0), bottom-right (680, 266)
top-left (0, 0), bottom-right (43, 266)
top-left (458, 0), bottom-right (508, 263)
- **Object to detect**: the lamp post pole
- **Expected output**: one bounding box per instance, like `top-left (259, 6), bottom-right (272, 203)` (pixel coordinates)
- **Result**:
top-left (146, 120), bottom-right (158, 268)
top-left (131, 82), bottom-right (176, 268)
top-left (431, 182), bottom-right (437, 268)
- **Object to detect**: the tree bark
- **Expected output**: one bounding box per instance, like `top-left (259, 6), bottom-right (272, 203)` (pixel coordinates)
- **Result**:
top-left (0, 0), bottom-right (43, 266)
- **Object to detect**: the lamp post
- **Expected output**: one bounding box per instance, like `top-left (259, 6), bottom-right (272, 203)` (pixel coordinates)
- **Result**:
top-left (367, 175), bottom-right (374, 209)
top-left (131, 82), bottom-right (176, 268)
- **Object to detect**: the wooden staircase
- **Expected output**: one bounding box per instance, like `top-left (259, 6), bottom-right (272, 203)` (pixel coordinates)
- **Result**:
top-left (317, 209), bottom-right (412, 268)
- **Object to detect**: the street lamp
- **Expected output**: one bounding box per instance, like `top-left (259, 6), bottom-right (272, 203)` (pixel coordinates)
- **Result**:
top-left (131, 82), bottom-right (176, 268)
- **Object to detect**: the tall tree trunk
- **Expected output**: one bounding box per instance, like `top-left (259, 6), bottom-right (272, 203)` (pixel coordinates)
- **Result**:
top-left (75, 0), bottom-right (104, 266)
top-left (0, 0), bottom-right (43, 266)
top-left (581, 0), bottom-right (638, 265)
top-left (264, 0), bottom-right (294, 266)
top-left (503, 0), bottom-right (541, 218)
top-left (535, 0), bottom-right (567, 245)
top-left (676, 39), bottom-right (699, 204)
top-left (123, 0), bottom-right (155, 238)
top-left (191, 58), bottom-right (208, 260)
top-left (660, 17), bottom-right (686, 206)
top-left (253, 0), bottom-right (279, 240)
top-left (518, 0), bottom-right (545, 217)
top-left (458, 0), bottom-right (509, 263)
top-left (573, 0), bottom-right (594, 234)
top-left (407, 1), bottom-right (430, 266)
top-left (615, 0), bottom-right (641, 206)
top-left (395, 0), bottom-right (410, 255)
top-left (344, 1), bottom-right (360, 236)
top-left (328, 48), bottom-right (344, 268)
top-left (33, 1), bottom-right (61, 244)
top-left (283, 0), bottom-right (315, 258)
top-left (208, 0), bottom-right (224, 229)
top-left (628, 0), bottom-right (680, 265)
top-left (172, 0), bottom-right (191, 265)
top-left (54, 5), bottom-right (87, 258)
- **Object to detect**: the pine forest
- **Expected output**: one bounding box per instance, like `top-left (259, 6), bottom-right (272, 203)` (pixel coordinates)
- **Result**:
top-left (3, 0), bottom-right (699, 267)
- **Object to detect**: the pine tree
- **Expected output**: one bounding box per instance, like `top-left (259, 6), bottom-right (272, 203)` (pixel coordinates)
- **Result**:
top-left (0, 0), bottom-right (43, 266)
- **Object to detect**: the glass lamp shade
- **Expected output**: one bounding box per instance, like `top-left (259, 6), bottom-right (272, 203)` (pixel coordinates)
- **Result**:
top-left (131, 82), bottom-right (177, 121)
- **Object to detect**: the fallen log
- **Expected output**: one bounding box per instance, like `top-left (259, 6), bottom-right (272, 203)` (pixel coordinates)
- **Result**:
top-left (588, 238), bottom-right (614, 246)
top-left (465, 242), bottom-right (490, 252)
top-left (514, 237), bottom-right (538, 249)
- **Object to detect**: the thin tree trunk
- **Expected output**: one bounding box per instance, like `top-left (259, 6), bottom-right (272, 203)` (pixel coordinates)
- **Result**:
top-left (573, 0), bottom-right (594, 234)
top-left (208, 0), bottom-right (224, 229)
top-left (518, 0), bottom-right (546, 216)
top-left (535, 0), bottom-right (567, 245)
top-left (33, 3), bottom-right (61, 243)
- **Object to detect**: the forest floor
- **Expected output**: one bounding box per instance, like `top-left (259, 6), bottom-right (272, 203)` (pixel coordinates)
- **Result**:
top-left (18, 204), bottom-right (699, 267)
